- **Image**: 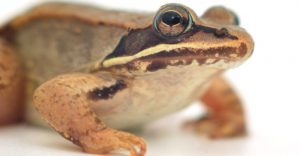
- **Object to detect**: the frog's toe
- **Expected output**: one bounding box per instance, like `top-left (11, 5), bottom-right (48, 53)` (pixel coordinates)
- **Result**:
top-left (184, 115), bottom-right (215, 134)
top-left (114, 129), bottom-right (147, 156)
top-left (81, 128), bottom-right (146, 156)
top-left (209, 120), bottom-right (247, 138)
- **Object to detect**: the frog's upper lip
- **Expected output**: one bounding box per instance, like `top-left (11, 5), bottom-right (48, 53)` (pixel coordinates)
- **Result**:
top-left (102, 40), bottom-right (246, 68)
top-left (127, 42), bottom-right (248, 67)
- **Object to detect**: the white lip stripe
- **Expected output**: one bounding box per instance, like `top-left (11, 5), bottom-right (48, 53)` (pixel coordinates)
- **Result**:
top-left (102, 41), bottom-right (241, 68)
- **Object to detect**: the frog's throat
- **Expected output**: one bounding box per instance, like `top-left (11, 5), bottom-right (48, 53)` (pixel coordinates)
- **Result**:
top-left (101, 41), bottom-right (245, 68)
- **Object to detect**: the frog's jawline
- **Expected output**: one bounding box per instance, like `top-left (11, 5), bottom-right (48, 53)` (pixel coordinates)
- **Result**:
top-left (123, 43), bottom-right (247, 72)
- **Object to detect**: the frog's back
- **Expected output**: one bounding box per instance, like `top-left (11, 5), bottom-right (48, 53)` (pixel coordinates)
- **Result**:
top-left (2, 2), bottom-right (153, 82)
top-left (0, 2), bottom-right (152, 125)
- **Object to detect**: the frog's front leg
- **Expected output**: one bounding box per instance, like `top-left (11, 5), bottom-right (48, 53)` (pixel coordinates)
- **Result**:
top-left (33, 73), bottom-right (146, 156)
top-left (0, 39), bottom-right (24, 125)
top-left (188, 76), bottom-right (246, 138)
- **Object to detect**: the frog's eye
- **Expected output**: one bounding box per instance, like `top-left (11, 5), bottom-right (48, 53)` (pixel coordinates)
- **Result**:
top-left (153, 4), bottom-right (194, 37)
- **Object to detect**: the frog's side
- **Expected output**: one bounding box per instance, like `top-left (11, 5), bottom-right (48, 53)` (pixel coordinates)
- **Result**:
top-left (0, 3), bottom-right (254, 156)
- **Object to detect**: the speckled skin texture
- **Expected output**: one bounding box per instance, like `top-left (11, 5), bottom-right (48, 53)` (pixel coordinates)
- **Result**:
top-left (0, 3), bottom-right (254, 156)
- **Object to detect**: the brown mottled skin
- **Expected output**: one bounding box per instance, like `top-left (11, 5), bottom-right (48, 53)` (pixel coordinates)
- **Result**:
top-left (0, 3), bottom-right (254, 156)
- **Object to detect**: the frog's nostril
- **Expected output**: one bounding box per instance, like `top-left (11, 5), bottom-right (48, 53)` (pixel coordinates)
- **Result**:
top-left (214, 28), bottom-right (238, 40)
top-left (214, 28), bottom-right (229, 38)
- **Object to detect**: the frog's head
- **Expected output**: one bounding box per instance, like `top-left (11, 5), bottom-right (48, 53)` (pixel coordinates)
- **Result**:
top-left (101, 3), bottom-right (254, 75)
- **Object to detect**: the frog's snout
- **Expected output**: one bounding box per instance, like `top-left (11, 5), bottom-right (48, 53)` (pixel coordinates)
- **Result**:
top-left (226, 26), bottom-right (254, 61)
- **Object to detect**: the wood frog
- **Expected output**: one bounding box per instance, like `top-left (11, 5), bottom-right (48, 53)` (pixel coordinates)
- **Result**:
top-left (0, 2), bottom-right (254, 156)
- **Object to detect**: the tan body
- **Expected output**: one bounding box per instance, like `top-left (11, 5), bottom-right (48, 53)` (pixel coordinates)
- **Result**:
top-left (0, 3), bottom-right (254, 156)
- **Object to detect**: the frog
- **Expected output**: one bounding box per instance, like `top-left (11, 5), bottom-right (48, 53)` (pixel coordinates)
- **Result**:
top-left (0, 2), bottom-right (254, 156)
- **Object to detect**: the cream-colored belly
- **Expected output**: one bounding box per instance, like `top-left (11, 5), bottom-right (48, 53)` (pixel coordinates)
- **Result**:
top-left (97, 66), bottom-right (220, 130)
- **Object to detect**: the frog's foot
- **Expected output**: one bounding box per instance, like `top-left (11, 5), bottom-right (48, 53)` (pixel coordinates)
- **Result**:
top-left (187, 76), bottom-right (247, 138)
top-left (33, 73), bottom-right (146, 156)
top-left (80, 128), bottom-right (146, 156)
top-left (0, 38), bottom-right (24, 125)
top-left (186, 113), bottom-right (246, 138)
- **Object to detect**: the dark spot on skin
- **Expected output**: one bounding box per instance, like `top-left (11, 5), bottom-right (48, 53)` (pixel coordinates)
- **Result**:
top-left (197, 58), bottom-right (207, 65)
top-left (147, 61), bottom-right (168, 71)
top-left (0, 84), bottom-right (5, 90)
top-left (94, 117), bottom-right (103, 125)
top-left (214, 28), bottom-right (230, 38)
top-left (0, 64), bottom-right (7, 71)
top-left (238, 43), bottom-right (248, 57)
top-left (0, 26), bottom-right (16, 43)
top-left (88, 80), bottom-right (127, 100)
top-left (193, 25), bottom-right (238, 40)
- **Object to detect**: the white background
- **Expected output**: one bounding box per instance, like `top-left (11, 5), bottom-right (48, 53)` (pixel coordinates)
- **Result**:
top-left (1, 0), bottom-right (300, 156)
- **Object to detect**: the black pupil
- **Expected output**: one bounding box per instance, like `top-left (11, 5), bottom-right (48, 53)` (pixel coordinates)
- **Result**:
top-left (161, 11), bottom-right (182, 26)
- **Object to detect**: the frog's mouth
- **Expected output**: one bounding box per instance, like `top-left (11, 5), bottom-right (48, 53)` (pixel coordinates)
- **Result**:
top-left (101, 41), bottom-right (248, 72)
